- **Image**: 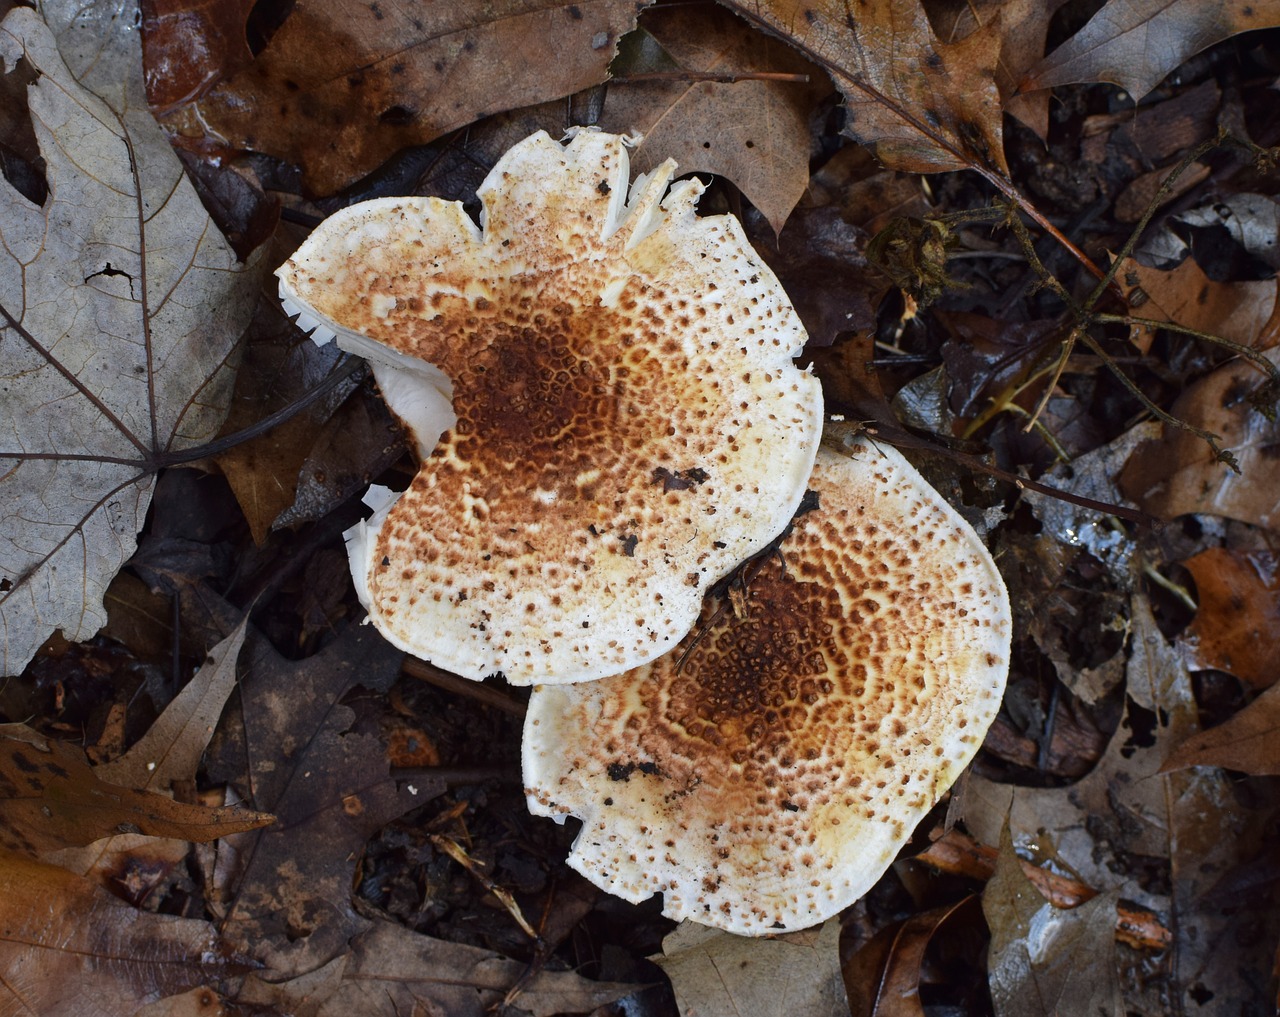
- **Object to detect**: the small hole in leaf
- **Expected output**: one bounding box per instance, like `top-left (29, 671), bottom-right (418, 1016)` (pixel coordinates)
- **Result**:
top-left (379, 105), bottom-right (415, 125)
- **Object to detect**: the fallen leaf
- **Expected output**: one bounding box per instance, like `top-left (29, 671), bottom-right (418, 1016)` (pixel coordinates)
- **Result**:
top-left (1162, 680), bottom-right (1280, 776)
top-left (599, 4), bottom-right (826, 234)
top-left (654, 918), bottom-right (848, 1017)
top-left (842, 898), bottom-right (975, 1017)
top-left (140, 0), bottom-right (257, 112)
top-left (1180, 548), bottom-right (1280, 688)
top-left (1118, 348), bottom-right (1280, 531)
top-left (45, 622), bottom-right (251, 891)
top-left (927, 0), bottom-right (1072, 139)
top-left (983, 829), bottom-right (1124, 1017)
top-left (0, 4), bottom-right (262, 676)
top-left (967, 596), bottom-right (1271, 1015)
top-left (209, 622), bottom-right (442, 978)
top-left (237, 917), bottom-right (638, 1017)
top-left (1021, 0), bottom-right (1280, 101)
top-left (722, 0), bottom-right (1008, 177)
top-left (0, 722), bottom-right (271, 856)
top-left (1121, 255), bottom-right (1277, 353)
top-left (165, 0), bottom-right (651, 194)
top-left (0, 850), bottom-right (245, 1017)
top-left (213, 293), bottom-right (364, 544)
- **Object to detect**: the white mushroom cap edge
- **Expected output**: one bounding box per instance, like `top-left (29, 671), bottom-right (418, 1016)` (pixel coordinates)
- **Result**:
top-left (522, 435), bottom-right (1012, 934)
top-left (275, 129), bottom-right (823, 685)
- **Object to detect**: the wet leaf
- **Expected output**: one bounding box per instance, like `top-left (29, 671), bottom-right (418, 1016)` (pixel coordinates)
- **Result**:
top-left (655, 918), bottom-right (847, 1017)
top-left (0, 722), bottom-right (271, 856)
top-left (983, 830), bottom-right (1123, 1017)
top-left (1021, 0), bottom-right (1280, 101)
top-left (1180, 548), bottom-right (1280, 689)
top-left (968, 596), bottom-right (1270, 1015)
top-left (0, 851), bottom-right (244, 1017)
top-left (0, 3), bottom-right (261, 676)
top-left (1163, 680), bottom-right (1280, 776)
top-left (720, 0), bottom-right (1008, 176)
top-left (141, 0), bottom-right (257, 112)
top-left (1119, 348), bottom-right (1280, 531)
top-left (166, 0), bottom-right (650, 194)
top-left (599, 5), bottom-right (826, 234)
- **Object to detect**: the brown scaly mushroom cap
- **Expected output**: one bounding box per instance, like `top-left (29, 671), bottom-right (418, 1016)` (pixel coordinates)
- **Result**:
top-left (276, 130), bottom-right (823, 685)
top-left (523, 435), bottom-right (1011, 934)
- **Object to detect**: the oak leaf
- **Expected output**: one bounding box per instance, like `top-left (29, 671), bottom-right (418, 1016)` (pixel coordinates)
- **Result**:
top-left (600, 4), bottom-right (826, 234)
top-left (0, 722), bottom-right (272, 856)
top-left (721, 0), bottom-right (1008, 177)
top-left (1162, 680), bottom-right (1280, 776)
top-left (0, 4), bottom-right (262, 676)
top-left (1021, 0), bottom-right (1280, 101)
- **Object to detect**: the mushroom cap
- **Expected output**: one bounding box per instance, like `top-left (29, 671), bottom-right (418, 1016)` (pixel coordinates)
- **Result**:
top-left (276, 130), bottom-right (823, 685)
top-left (522, 437), bottom-right (1011, 934)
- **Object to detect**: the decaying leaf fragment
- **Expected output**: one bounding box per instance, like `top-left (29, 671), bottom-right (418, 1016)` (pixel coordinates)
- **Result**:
top-left (0, 851), bottom-right (242, 1017)
top-left (278, 129), bottom-right (823, 685)
top-left (1021, 0), bottom-right (1280, 101)
top-left (0, 722), bottom-right (272, 856)
top-left (0, 4), bottom-right (261, 676)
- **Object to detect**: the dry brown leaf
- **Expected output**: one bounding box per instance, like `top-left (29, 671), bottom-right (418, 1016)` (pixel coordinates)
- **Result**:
top-left (1162, 680), bottom-right (1280, 776)
top-left (599, 5), bottom-right (826, 234)
top-left (1121, 256), bottom-right (1277, 353)
top-left (842, 898), bottom-right (975, 1017)
top-left (0, 722), bottom-right (271, 856)
top-left (654, 918), bottom-right (848, 1017)
top-left (1118, 348), bottom-right (1280, 531)
top-left (0, 851), bottom-right (243, 1017)
top-left (0, 4), bottom-right (261, 677)
top-left (166, 0), bottom-right (650, 195)
top-left (46, 622), bottom-right (251, 892)
top-left (926, 0), bottom-right (1072, 139)
top-left (237, 917), bottom-right (636, 1017)
top-left (1180, 548), bottom-right (1280, 689)
top-left (722, 0), bottom-right (1007, 177)
top-left (1021, 0), bottom-right (1280, 101)
top-left (967, 596), bottom-right (1265, 1014)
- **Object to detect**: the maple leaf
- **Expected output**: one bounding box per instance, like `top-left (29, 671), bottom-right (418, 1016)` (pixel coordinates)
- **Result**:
top-left (0, 4), bottom-right (262, 676)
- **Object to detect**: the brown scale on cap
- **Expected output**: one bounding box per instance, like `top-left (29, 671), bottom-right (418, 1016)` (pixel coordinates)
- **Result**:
top-left (276, 131), bottom-right (823, 684)
top-left (523, 438), bottom-right (1011, 934)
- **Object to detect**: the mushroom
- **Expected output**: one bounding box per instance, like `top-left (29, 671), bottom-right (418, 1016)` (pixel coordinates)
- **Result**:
top-left (522, 433), bottom-right (1011, 934)
top-left (276, 130), bottom-right (823, 685)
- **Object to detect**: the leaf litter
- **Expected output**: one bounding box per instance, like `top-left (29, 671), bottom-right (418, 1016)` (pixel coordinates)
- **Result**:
top-left (3, 0), bottom-right (1280, 1014)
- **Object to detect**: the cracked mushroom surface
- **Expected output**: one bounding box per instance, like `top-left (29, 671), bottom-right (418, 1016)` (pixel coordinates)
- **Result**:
top-left (276, 130), bottom-right (822, 685)
top-left (523, 437), bottom-right (1011, 934)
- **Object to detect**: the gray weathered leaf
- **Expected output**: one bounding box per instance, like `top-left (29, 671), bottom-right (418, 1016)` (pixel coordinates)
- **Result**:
top-left (0, 2), bottom-right (261, 675)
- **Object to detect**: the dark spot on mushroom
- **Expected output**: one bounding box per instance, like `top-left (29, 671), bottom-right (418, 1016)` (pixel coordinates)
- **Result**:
top-left (782, 800), bottom-right (800, 812)
top-left (597, 179), bottom-right (611, 195)
top-left (621, 534), bottom-right (639, 557)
